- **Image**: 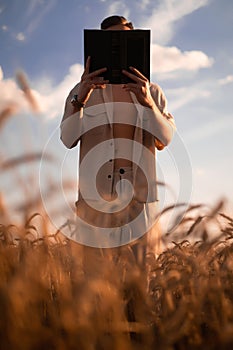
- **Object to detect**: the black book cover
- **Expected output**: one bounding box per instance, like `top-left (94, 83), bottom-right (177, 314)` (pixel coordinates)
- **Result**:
top-left (84, 29), bottom-right (150, 84)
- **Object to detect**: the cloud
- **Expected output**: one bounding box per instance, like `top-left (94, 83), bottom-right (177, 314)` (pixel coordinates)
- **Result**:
top-left (0, 0), bottom-right (56, 44)
top-left (106, 1), bottom-right (130, 18)
top-left (141, 0), bottom-right (210, 44)
top-left (218, 75), bottom-right (233, 86)
top-left (139, 0), bottom-right (151, 10)
top-left (1, 25), bottom-right (8, 31)
top-left (15, 32), bottom-right (26, 41)
top-left (152, 44), bottom-right (214, 74)
top-left (24, 0), bottom-right (57, 39)
top-left (36, 63), bottom-right (84, 119)
top-left (166, 86), bottom-right (211, 112)
top-left (0, 64), bottom-right (84, 120)
top-left (184, 116), bottom-right (233, 144)
top-left (102, 0), bottom-right (213, 80)
top-left (0, 74), bottom-right (29, 113)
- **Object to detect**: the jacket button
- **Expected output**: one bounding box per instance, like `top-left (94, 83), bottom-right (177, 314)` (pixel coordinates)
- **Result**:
top-left (108, 175), bottom-right (111, 179)
top-left (119, 168), bottom-right (125, 174)
top-left (109, 159), bottom-right (112, 162)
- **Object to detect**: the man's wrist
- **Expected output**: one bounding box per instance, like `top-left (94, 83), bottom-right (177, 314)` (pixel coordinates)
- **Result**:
top-left (70, 94), bottom-right (86, 108)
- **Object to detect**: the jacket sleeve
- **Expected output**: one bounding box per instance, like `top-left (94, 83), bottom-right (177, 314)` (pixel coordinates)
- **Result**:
top-left (144, 83), bottom-right (176, 149)
top-left (60, 85), bottom-right (83, 149)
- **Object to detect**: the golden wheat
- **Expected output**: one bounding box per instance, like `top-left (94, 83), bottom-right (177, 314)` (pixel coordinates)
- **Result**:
top-left (0, 208), bottom-right (233, 349)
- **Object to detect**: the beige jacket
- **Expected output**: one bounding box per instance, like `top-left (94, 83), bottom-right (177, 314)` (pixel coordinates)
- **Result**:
top-left (60, 83), bottom-right (175, 203)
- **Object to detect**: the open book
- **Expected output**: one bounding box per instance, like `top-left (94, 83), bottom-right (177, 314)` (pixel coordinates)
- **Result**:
top-left (84, 29), bottom-right (150, 84)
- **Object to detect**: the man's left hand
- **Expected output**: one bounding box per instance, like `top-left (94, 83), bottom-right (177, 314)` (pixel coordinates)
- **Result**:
top-left (122, 67), bottom-right (155, 109)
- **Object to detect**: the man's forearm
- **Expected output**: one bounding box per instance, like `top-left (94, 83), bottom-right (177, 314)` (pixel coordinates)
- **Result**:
top-left (143, 104), bottom-right (175, 146)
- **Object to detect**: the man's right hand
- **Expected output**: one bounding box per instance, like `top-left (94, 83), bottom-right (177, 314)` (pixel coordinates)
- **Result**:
top-left (77, 56), bottom-right (108, 105)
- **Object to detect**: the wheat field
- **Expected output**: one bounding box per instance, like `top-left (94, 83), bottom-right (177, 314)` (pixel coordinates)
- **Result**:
top-left (1, 205), bottom-right (233, 350)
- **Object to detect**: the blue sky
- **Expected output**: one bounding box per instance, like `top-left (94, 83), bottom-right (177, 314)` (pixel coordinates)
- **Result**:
top-left (0, 0), bottom-right (233, 224)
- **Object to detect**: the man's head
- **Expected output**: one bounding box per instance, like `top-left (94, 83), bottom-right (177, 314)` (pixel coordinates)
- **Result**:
top-left (100, 15), bottom-right (134, 31)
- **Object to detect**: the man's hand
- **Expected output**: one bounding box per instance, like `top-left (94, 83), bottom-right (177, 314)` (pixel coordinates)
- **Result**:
top-left (77, 56), bottom-right (109, 105)
top-left (122, 67), bottom-right (155, 109)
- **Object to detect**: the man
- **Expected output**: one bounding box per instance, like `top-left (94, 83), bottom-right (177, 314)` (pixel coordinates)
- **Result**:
top-left (60, 16), bottom-right (175, 261)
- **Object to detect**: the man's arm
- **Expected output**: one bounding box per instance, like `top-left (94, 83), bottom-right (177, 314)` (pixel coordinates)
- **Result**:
top-left (148, 82), bottom-right (176, 149)
top-left (60, 85), bottom-right (84, 149)
top-left (122, 67), bottom-right (176, 148)
top-left (60, 57), bottom-right (108, 149)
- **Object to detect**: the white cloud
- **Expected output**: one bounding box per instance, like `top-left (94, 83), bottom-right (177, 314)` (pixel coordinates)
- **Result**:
top-left (106, 1), bottom-right (130, 18)
top-left (0, 64), bottom-right (83, 120)
top-left (166, 86), bottom-right (211, 112)
top-left (141, 0), bottom-right (210, 44)
top-left (218, 75), bottom-right (233, 86)
top-left (24, 0), bottom-right (56, 38)
top-left (102, 0), bottom-right (213, 80)
top-left (184, 117), bottom-right (233, 143)
top-left (0, 77), bottom-right (28, 112)
top-left (152, 44), bottom-right (213, 74)
top-left (26, 0), bottom-right (47, 17)
top-left (138, 0), bottom-right (151, 10)
top-left (36, 63), bottom-right (83, 118)
top-left (1, 25), bottom-right (8, 31)
top-left (16, 32), bottom-right (25, 41)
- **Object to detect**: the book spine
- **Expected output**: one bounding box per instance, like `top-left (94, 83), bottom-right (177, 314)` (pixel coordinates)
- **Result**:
top-left (111, 32), bottom-right (121, 84)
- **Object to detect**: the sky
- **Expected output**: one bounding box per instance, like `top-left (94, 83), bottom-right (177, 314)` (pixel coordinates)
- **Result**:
top-left (0, 0), bottom-right (233, 227)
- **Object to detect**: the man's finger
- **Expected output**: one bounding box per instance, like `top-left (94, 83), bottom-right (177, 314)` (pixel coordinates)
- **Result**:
top-left (122, 69), bottom-right (143, 83)
top-left (129, 66), bottom-right (147, 81)
top-left (83, 56), bottom-right (91, 75)
top-left (82, 67), bottom-right (107, 82)
top-left (87, 67), bottom-right (107, 79)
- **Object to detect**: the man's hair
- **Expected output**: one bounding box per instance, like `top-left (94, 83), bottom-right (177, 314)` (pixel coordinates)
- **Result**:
top-left (100, 15), bottom-right (134, 30)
